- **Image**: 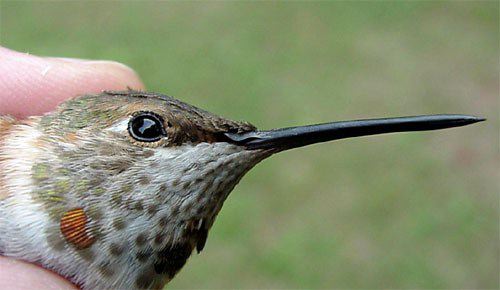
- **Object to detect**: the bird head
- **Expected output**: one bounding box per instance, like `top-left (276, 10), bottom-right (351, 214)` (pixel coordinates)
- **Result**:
top-left (1, 90), bottom-right (482, 289)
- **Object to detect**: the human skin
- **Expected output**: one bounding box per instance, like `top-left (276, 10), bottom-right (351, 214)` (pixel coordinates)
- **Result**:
top-left (0, 46), bottom-right (145, 289)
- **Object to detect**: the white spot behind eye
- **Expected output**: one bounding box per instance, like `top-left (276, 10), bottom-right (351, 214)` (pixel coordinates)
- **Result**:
top-left (106, 118), bottom-right (130, 134)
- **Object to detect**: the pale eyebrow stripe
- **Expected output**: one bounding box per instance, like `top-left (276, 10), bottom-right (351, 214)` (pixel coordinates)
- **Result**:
top-left (105, 118), bottom-right (130, 133)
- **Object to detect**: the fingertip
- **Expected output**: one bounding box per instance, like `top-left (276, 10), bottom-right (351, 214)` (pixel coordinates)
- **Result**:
top-left (0, 256), bottom-right (77, 290)
top-left (0, 47), bottom-right (146, 118)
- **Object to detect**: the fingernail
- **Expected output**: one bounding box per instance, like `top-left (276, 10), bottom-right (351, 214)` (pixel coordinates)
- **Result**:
top-left (46, 57), bottom-right (143, 87)
top-left (48, 57), bottom-right (137, 73)
top-left (80, 60), bottom-right (139, 76)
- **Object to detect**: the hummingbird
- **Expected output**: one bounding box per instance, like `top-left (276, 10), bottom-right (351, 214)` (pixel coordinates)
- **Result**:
top-left (0, 90), bottom-right (483, 289)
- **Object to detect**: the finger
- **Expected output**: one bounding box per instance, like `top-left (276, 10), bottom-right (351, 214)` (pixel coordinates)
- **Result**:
top-left (0, 256), bottom-right (77, 290)
top-left (0, 46), bottom-right (145, 118)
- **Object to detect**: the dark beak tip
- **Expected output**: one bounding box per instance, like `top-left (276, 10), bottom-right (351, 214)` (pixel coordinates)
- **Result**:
top-left (462, 115), bottom-right (486, 125)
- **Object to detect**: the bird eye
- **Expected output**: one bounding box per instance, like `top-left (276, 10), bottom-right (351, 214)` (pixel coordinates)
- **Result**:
top-left (128, 112), bottom-right (166, 142)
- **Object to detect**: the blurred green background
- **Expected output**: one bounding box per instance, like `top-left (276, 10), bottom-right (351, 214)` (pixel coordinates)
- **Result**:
top-left (1, 1), bottom-right (498, 289)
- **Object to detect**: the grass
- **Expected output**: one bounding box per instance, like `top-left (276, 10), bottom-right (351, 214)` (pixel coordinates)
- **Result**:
top-left (1, 1), bottom-right (498, 288)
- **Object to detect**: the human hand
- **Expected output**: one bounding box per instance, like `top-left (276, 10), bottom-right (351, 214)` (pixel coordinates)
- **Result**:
top-left (0, 46), bottom-right (145, 289)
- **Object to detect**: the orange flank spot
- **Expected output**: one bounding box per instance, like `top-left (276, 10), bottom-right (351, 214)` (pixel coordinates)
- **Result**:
top-left (60, 208), bottom-right (95, 249)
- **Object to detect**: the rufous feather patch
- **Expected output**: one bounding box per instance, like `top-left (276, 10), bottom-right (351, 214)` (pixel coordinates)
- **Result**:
top-left (60, 208), bottom-right (95, 249)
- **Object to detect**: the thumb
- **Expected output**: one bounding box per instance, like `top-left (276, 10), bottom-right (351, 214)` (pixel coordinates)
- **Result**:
top-left (0, 46), bottom-right (145, 118)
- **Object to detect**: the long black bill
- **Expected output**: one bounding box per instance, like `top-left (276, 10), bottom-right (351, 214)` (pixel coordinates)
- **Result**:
top-left (224, 114), bottom-right (484, 151)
